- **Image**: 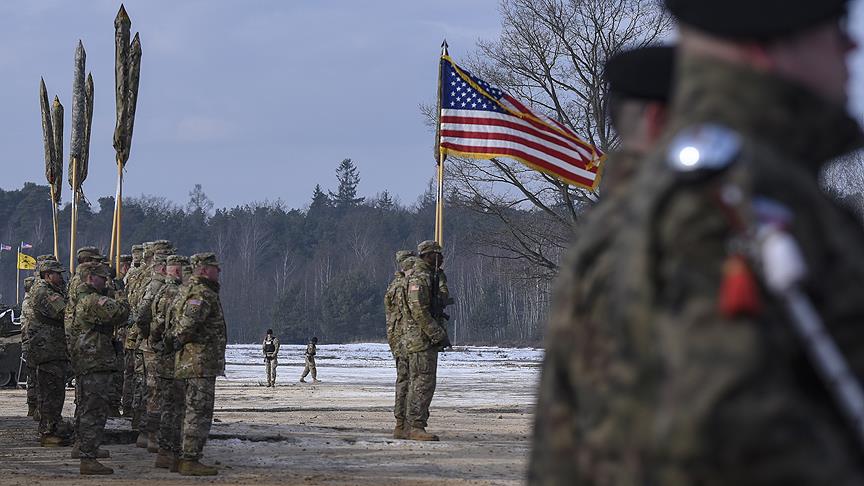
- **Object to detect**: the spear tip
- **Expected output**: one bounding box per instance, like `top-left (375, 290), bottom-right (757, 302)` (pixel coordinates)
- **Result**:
top-left (115, 4), bottom-right (131, 25)
top-left (53, 95), bottom-right (61, 104)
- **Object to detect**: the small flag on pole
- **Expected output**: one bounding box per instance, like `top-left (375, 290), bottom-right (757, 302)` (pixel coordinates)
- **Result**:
top-left (17, 253), bottom-right (36, 270)
top-left (438, 56), bottom-right (604, 189)
top-left (0, 244), bottom-right (11, 252)
top-left (21, 242), bottom-right (33, 250)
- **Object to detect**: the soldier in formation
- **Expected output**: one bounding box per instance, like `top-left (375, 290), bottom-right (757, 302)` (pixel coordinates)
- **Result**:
top-left (299, 336), bottom-right (319, 383)
top-left (120, 245), bottom-right (143, 416)
top-left (384, 250), bottom-right (415, 438)
top-left (262, 329), bottom-right (280, 387)
top-left (531, 0), bottom-right (864, 483)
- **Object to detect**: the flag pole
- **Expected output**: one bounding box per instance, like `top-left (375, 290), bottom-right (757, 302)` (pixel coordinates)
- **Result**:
top-left (116, 166), bottom-right (123, 270)
top-left (15, 246), bottom-right (20, 304)
top-left (109, 163), bottom-right (120, 263)
top-left (69, 159), bottom-right (78, 273)
top-left (435, 39), bottom-right (449, 246)
top-left (49, 186), bottom-right (59, 259)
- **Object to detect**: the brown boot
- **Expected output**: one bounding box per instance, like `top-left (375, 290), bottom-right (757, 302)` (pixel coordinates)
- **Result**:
top-left (154, 449), bottom-right (174, 469)
top-left (408, 426), bottom-right (439, 441)
top-left (178, 459), bottom-right (218, 476)
top-left (135, 431), bottom-right (148, 448)
top-left (27, 405), bottom-right (36, 417)
top-left (169, 456), bottom-right (180, 473)
top-left (71, 446), bottom-right (110, 459)
top-left (40, 435), bottom-right (69, 447)
top-left (80, 458), bottom-right (113, 475)
top-left (393, 420), bottom-right (408, 439)
top-left (147, 432), bottom-right (159, 453)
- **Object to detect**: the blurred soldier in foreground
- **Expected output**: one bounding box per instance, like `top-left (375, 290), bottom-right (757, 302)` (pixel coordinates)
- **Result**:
top-left (529, 45), bottom-right (675, 483)
top-left (29, 260), bottom-right (70, 446)
top-left (173, 252), bottom-right (227, 476)
top-left (404, 241), bottom-right (450, 441)
top-left (299, 337), bottom-right (319, 383)
top-left (21, 275), bottom-right (37, 420)
top-left (531, 0), bottom-right (864, 482)
top-left (262, 329), bottom-right (280, 387)
top-left (384, 250), bottom-right (415, 438)
top-left (151, 254), bottom-right (187, 470)
top-left (72, 262), bottom-right (130, 475)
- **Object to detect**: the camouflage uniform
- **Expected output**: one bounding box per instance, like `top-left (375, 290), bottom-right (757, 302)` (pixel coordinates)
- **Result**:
top-left (151, 254), bottom-right (186, 458)
top-left (72, 263), bottom-right (130, 461)
top-left (28, 263), bottom-right (69, 440)
top-left (404, 257), bottom-right (448, 436)
top-left (136, 253), bottom-right (169, 439)
top-left (173, 253), bottom-right (226, 464)
top-left (21, 276), bottom-right (38, 418)
top-left (124, 244), bottom-right (151, 426)
top-left (300, 340), bottom-right (318, 381)
top-left (384, 251), bottom-right (415, 435)
top-left (122, 246), bottom-right (144, 414)
top-left (530, 52), bottom-right (864, 484)
top-left (262, 334), bottom-right (280, 386)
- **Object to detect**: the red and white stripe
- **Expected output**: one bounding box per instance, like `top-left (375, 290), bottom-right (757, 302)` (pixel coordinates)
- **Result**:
top-left (440, 95), bottom-right (602, 189)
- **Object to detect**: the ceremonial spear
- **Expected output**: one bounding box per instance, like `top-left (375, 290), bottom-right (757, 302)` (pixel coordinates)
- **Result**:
top-left (110, 4), bottom-right (141, 269)
top-left (68, 41), bottom-right (92, 272)
top-left (39, 80), bottom-right (64, 258)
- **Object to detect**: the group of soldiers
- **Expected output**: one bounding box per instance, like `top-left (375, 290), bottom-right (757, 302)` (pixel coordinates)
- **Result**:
top-left (21, 240), bottom-right (227, 476)
top-left (530, 0), bottom-right (864, 483)
top-left (384, 239), bottom-right (452, 441)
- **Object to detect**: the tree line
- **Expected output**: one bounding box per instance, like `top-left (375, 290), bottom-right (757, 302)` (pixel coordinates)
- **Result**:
top-left (0, 159), bottom-right (550, 345)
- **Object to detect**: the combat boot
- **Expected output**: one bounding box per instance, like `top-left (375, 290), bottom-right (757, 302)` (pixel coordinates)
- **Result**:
top-left (408, 427), bottom-right (439, 441)
top-left (135, 431), bottom-right (148, 448)
top-left (40, 434), bottom-right (69, 447)
top-left (80, 458), bottom-right (113, 475)
top-left (147, 432), bottom-right (159, 453)
top-left (178, 459), bottom-right (218, 476)
top-left (154, 449), bottom-right (175, 469)
top-left (27, 404), bottom-right (36, 417)
top-left (299, 378), bottom-right (306, 383)
top-left (393, 420), bottom-right (408, 439)
top-left (169, 455), bottom-right (180, 473)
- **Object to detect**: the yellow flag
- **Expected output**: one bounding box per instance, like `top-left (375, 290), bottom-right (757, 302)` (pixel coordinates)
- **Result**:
top-left (17, 252), bottom-right (36, 270)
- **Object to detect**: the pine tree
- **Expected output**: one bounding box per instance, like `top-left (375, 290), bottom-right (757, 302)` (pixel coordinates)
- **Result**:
top-left (309, 184), bottom-right (330, 212)
top-left (329, 158), bottom-right (364, 208)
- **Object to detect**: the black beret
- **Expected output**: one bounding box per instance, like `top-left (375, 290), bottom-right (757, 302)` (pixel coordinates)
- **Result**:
top-left (604, 45), bottom-right (675, 102)
top-left (666, 0), bottom-right (848, 40)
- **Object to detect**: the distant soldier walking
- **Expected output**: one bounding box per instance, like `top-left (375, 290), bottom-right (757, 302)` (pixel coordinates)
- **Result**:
top-left (173, 252), bottom-right (227, 476)
top-left (299, 337), bottom-right (319, 383)
top-left (384, 250), bottom-right (415, 438)
top-left (262, 329), bottom-right (280, 387)
top-left (71, 262), bottom-right (130, 475)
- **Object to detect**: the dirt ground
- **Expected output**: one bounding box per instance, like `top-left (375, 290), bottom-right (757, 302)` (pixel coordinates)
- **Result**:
top-left (0, 357), bottom-right (537, 486)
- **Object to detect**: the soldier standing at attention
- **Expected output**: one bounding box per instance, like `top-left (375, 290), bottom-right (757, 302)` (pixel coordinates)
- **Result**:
top-left (121, 245), bottom-right (144, 417)
top-left (384, 250), bottom-right (415, 438)
top-left (531, 0), bottom-right (864, 483)
top-left (151, 254), bottom-right (187, 470)
top-left (110, 254), bottom-right (132, 417)
top-left (262, 329), bottom-right (280, 387)
top-left (28, 260), bottom-right (69, 446)
top-left (72, 262), bottom-right (130, 475)
top-left (529, 45), bottom-right (675, 482)
top-left (21, 275), bottom-right (38, 421)
top-left (299, 337), bottom-right (319, 383)
top-left (173, 252), bottom-right (226, 476)
top-left (404, 242), bottom-right (449, 441)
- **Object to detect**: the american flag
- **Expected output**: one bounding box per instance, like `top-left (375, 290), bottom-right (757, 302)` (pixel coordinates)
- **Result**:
top-left (20, 242), bottom-right (33, 249)
top-left (0, 244), bottom-right (11, 252)
top-left (438, 56), bottom-right (603, 190)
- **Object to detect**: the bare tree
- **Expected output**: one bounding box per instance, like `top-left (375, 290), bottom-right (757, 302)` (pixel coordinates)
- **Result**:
top-left (430, 0), bottom-right (672, 278)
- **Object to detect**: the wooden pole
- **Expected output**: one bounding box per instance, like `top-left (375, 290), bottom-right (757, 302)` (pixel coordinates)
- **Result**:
top-left (109, 163), bottom-right (121, 264)
top-left (435, 154), bottom-right (445, 245)
top-left (15, 248), bottom-right (20, 305)
top-left (69, 158), bottom-right (78, 273)
top-left (116, 168), bottom-right (123, 270)
top-left (49, 185), bottom-right (59, 259)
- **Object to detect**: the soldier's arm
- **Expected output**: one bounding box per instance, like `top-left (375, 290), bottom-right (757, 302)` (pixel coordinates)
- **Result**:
top-left (149, 287), bottom-right (171, 343)
top-left (274, 338), bottom-right (280, 355)
top-left (408, 278), bottom-right (446, 344)
top-left (88, 295), bottom-right (131, 330)
top-left (175, 293), bottom-right (211, 346)
top-left (134, 282), bottom-right (160, 336)
top-left (34, 289), bottom-right (66, 322)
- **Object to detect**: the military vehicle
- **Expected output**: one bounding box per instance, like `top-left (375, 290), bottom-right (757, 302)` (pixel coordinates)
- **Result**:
top-left (0, 304), bottom-right (22, 387)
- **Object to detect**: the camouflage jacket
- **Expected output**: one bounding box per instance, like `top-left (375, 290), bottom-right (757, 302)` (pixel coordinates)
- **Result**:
top-left (305, 342), bottom-right (316, 357)
top-left (404, 260), bottom-right (447, 353)
top-left (135, 273), bottom-right (166, 352)
top-left (63, 270), bottom-right (84, 351)
top-left (174, 276), bottom-right (227, 378)
top-left (72, 283), bottom-right (130, 376)
top-left (151, 276), bottom-right (182, 377)
top-left (384, 270), bottom-right (408, 357)
top-left (530, 56), bottom-right (864, 485)
top-left (20, 280), bottom-right (35, 359)
top-left (27, 279), bottom-right (68, 365)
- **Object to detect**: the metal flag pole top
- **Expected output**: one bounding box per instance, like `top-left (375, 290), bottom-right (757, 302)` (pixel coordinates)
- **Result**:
top-left (435, 39), bottom-right (449, 246)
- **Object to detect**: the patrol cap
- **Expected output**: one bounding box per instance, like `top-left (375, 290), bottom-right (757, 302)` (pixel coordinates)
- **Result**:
top-left (38, 260), bottom-right (66, 274)
top-left (417, 240), bottom-right (442, 256)
top-left (119, 254), bottom-right (133, 263)
top-left (190, 252), bottom-right (220, 268)
top-left (131, 244), bottom-right (144, 254)
top-left (604, 46), bottom-right (675, 102)
top-left (77, 246), bottom-right (102, 261)
top-left (151, 240), bottom-right (173, 251)
top-left (153, 253), bottom-right (168, 265)
top-left (78, 261), bottom-right (110, 279)
top-left (665, 0), bottom-right (849, 40)
top-left (36, 254), bottom-right (58, 263)
top-left (166, 255), bottom-right (188, 266)
top-left (395, 250), bottom-right (415, 263)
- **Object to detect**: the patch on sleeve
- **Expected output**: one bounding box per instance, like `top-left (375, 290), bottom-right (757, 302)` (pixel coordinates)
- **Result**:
top-left (48, 294), bottom-right (61, 302)
top-left (97, 296), bottom-right (109, 306)
top-left (188, 299), bottom-right (202, 306)
top-left (409, 285), bottom-right (419, 292)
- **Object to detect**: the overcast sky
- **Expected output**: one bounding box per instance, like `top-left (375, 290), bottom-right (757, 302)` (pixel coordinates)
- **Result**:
top-left (2, 1), bottom-right (864, 210)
